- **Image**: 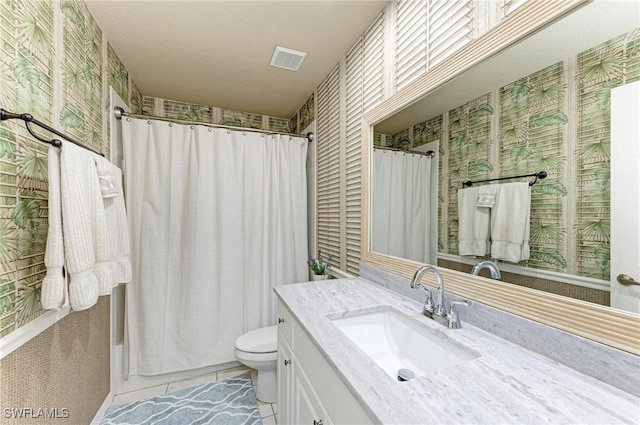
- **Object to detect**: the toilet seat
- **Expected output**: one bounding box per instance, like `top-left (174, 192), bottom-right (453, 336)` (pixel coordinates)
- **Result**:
top-left (235, 325), bottom-right (277, 353)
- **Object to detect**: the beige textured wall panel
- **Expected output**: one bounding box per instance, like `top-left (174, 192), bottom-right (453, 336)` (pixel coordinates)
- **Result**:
top-left (0, 297), bottom-right (110, 424)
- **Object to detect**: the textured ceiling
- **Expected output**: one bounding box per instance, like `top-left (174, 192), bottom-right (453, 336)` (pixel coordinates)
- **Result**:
top-left (86, 0), bottom-right (389, 119)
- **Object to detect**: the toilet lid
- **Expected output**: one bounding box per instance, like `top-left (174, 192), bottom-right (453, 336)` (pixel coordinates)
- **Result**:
top-left (235, 325), bottom-right (277, 353)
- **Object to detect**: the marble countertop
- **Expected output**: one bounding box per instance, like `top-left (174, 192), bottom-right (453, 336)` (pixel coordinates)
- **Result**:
top-left (274, 278), bottom-right (640, 425)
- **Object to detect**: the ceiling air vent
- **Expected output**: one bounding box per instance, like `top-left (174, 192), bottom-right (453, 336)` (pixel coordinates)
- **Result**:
top-left (270, 46), bottom-right (307, 71)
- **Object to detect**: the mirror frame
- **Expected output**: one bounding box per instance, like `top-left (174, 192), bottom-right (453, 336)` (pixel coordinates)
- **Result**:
top-left (361, 0), bottom-right (640, 355)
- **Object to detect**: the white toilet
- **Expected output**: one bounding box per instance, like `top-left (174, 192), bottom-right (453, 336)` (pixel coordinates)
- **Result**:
top-left (234, 325), bottom-right (278, 403)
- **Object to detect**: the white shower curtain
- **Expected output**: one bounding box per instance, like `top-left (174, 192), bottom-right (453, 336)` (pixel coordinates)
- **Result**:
top-left (122, 118), bottom-right (308, 376)
top-left (371, 149), bottom-right (432, 264)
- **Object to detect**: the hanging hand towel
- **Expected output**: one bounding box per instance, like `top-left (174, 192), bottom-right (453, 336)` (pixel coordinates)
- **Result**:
top-left (60, 141), bottom-right (112, 310)
top-left (95, 156), bottom-right (132, 285)
top-left (41, 147), bottom-right (68, 310)
top-left (95, 158), bottom-right (119, 198)
top-left (490, 182), bottom-right (531, 262)
top-left (458, 187), bottom-right (491, 256)
top-left (477, 184), bottom-right (498, 208)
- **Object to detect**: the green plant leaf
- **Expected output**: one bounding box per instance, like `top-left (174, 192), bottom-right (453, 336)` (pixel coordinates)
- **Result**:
top-left (0, 61), bottom-right (16, 106)
top-left (16, 86), bottom-right (48, 119)
top-left (0, 138), bottom-right (17, 160)
top-left (580, 137), bottom-right (610, 161)
top-left (15, 148), bottom-right (48, 186)
top-left (529, 110), bottom-right (568, 127)
top-left (582, 55), bottom-right (622, 84)
top-left (14, 280), bottom-right (43, 326)
top-left (60, 0), bottom-right (85, 27)
top-left (59, 103), bottom-right (85, 129)
top-left (0, 220), bottom-right (18, 266)
top-left (530, 247), bottom-right (567, 268)
top-left (509, 145), bottom-right (532, 163)
top-left (579, 218), bottom-right (610, 241)
top-left (17, 225), bottom-right (47, 258)
top-left (0, 280), bottom-right (16, 315)
top-left (11, 198), bottom-right (41, 232)
top-left (501, 123), bottom-right (526, 142)
top-left (468, 159), bottom-right (493, 173)
top-left (64, 63), bottom-right (85, 95)
top-left (510, 81), bottom-right (532, 101)
top-left (530, 220), bottom-right (565, 242)
top-left (530, 152), bottom-right (564, 173)
top-left (531, 180), bottom-right (567, 196)
top-left (528, 82), bottom-right (565, 110)
top-left (18, 14), bottom-right (51, 52)
top-left (455, 133), bottom-right (470, 149)
top-left (470, 139), bottom-right (490, 155)
top-left (468, 104), bottom-right (494, 118)
top-left (10, 54), bottom-right (40, 88)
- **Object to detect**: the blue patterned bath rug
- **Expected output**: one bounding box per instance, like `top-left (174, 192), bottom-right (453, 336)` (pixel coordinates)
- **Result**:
top-left (100, 373), bottom-right (262, 425)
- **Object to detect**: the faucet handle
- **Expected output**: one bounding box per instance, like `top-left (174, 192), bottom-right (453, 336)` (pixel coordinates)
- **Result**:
top-left (447, 299), bottom-right (471, 329)
top-left (422, 290), bottom-right (435, 316)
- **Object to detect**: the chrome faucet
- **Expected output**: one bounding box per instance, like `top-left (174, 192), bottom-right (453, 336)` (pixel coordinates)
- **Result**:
top-left (471, 260), bottom-right (501, 279)
top-left (410, 265), bottom-right (469, 328)
top-left (411, 265), bottom-right (443, 317)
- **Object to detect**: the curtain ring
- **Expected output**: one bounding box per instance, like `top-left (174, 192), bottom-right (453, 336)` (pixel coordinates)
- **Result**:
top-left (169, 123), bottom-right (173, 127)
top-left (208, 128), bottom-right (212, 132)
top-left (147, 120), bottom-right (152, 125)
top-left (190, 125), bottom-right (195, 130)
top-left (126, 117), bottom-right (131, 122)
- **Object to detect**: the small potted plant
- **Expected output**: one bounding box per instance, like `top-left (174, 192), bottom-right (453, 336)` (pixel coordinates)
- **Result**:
top-left (307, 250), bottom-right (333, 281)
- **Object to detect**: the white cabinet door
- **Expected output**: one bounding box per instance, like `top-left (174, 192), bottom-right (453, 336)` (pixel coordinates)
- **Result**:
top-left (611, 80), bottom-right (640, 313)
top-left (293, 360), bottom-right (326, 425)
top-left (277, 339), bottom-right (294, 425)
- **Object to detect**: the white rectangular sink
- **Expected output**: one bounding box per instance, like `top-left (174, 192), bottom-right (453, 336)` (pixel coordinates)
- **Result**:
top-left (330, 308), bottom-right (479, 380)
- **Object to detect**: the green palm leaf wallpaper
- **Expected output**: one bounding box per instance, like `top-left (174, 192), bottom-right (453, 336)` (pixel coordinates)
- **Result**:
top-left (0, 0), bottom-right (139, 338)
top-left (0, 0), bottom-right (298, 339)
top-left (141, 95), bottom-right (295, 134)
top-left (381, 28), bottom-right (640, 281)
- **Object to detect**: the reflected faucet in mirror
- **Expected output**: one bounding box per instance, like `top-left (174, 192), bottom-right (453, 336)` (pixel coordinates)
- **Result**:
top-left (472, 261), bottom-right (501, 279)
top-left (410, 265), bottom-right (470, 329)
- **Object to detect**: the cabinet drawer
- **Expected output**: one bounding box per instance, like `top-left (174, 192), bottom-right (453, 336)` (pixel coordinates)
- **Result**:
top-left (276, 298), bottom-right (294, 345)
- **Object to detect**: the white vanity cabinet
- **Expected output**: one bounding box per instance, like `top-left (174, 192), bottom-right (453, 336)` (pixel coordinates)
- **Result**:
top-left (276, 298), bottom-right (372, 425)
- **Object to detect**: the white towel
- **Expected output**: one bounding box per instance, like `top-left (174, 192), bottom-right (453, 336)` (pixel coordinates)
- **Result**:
top-left (59, 141), bottom-right (112, 310)
top-left (458, 187), bottom-right (491, 256)
top-left (41, 147), bottom-right (68, 309)
top-left (477, 184), bottom-right (498, 208)
top-left (95, 156), bottom-right (132, 285)
top-left (95, 158), bottom-right (119, 198)
top-left (491, 182), bottom-right (531, 262)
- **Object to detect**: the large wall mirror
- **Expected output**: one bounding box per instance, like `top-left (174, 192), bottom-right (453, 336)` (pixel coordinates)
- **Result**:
top-left (362, 0), bottom-right (640, 354)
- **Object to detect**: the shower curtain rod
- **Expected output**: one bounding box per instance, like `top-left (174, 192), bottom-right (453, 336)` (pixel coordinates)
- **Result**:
top-left (462, 171), bottom-right (547, 188)
top-left (113, 107), bottom-right (314, 142)
top-left (374, 145), bottom-right (435, 157)
top-left (0, 108), bottom-right (104, 156)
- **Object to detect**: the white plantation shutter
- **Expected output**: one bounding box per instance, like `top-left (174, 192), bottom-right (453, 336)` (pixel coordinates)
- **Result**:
top-left (428, 0), bottom-right (474, 67)
top-left (344, 40), bottom-right (364, 275)
top-left (315, 12), bottom-right (387, 276)
top-left (313, 1), bottom-right (516, 276)
top-left (395, 0), bottom-right (428, 91)
top-left (363, 14), bottom-right (387, 114)
top-left (350, 15), bottom-right (387, 274)
top-left (395, 0), bottom-right (475, 90)
top-left (316, 65), bottom-right (342, 267)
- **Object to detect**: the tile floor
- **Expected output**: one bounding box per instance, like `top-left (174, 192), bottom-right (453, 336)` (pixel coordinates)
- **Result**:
top-left (110, 365), bottom-right (277, 424)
